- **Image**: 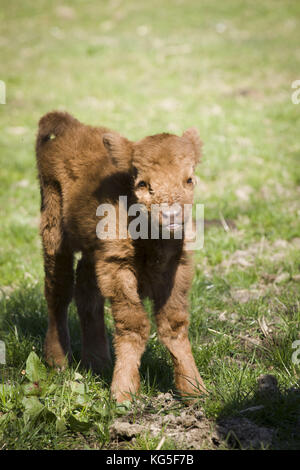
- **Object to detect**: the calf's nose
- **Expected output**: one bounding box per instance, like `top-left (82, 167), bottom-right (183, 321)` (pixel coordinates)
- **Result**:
top-left (161, 205), bottom-right (182, 224)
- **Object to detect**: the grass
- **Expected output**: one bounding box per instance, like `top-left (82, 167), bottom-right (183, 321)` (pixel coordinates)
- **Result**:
top-left (0, 0), bottom-right (300, 450)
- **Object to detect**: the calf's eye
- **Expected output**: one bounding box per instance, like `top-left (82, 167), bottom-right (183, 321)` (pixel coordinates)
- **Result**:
top-left (187, 177), bottom-right (193, 184)
top-left (137, 180), bottom-right (147, 188)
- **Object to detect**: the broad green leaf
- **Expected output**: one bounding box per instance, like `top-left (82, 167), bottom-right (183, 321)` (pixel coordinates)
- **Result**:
top-left (23, 382), bottom-right (42, 396)
top-left (40, 382), bottom-right (58, 398)
top-left (69, 380), bottom-right (86, 395)
top-left (56, 417), bottom-right (67, 433)
top-left (68, 414), bottom-right (92, 432)
top-left (74, 372), bottom-right (84, 381)
top-left (43, 407), bottom-right (57, 423)
top-left (25, 352), bottom-right (47, 383)
top-left (22, 396), bottom-right (45, 424)
top-left (74, 393), bottom-right (90, 406)
top-left (22, 396), bottom-right (56, 425)
top-left (92, 402), bottom-right (110, 418)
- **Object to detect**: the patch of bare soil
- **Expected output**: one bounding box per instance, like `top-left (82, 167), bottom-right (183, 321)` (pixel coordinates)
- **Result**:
top-left (108, 393), bottom-right (274, 450)
top-left (211, 237), bottom-right (300, 303)
top-left (220, 238), bottom-right (299, 274)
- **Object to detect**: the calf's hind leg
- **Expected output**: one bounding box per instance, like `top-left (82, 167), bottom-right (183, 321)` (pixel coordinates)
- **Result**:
top-left (43, 248), bottom-right (74, 368)
top-left (75, 255), bottom-right (111, 373)
top-left (40, 182), bottom-right (74, 368)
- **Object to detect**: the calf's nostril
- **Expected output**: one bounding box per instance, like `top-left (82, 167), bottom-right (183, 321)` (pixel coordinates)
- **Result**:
top-left (161, 207), bottom-right (181, 222)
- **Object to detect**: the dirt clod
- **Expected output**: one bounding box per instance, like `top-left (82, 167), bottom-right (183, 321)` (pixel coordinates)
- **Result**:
top-left (109, 393), bottom-right (219, 449)
top-left (110, 421), bottom-right (144, 440)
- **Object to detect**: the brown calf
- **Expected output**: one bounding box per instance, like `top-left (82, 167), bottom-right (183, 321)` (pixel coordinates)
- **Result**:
top-left (35, 111), bottom-right (206, 402)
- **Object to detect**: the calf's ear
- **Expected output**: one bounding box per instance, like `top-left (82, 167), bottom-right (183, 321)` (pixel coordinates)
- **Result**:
top-left (182, 127), bottom-right (202, 163)
top-left (102, 133), bottom-right (133, 171)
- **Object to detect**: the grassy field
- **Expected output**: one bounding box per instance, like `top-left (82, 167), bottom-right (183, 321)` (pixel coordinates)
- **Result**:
top-left (0, 0), bottom-right (300, 450)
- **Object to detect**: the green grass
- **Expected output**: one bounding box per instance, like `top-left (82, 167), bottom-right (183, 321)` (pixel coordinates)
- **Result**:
top-left (0, 0), bottom-right (300, 450)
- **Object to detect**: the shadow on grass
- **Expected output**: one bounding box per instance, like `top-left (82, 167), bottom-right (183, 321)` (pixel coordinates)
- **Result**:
top-left (214, 382), bottom-right (300, 450)
top-left (140, 341), bottom-right (174, 395)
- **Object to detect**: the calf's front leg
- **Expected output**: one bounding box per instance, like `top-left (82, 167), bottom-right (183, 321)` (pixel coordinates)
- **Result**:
top-left (156, 304), bottom-right (206, 397)
top-left (154, 269), bottom-right (207, 398)
top-left (97, 264), bottom-right (150, 402)
top-left (110, 298), bottom-right (150, 402)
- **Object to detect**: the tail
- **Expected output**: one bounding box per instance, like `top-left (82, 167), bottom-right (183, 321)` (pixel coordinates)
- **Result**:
top-left (36, 111), bottom-right (79, 154)
top-left (36, 111), bottom-right (78, 255)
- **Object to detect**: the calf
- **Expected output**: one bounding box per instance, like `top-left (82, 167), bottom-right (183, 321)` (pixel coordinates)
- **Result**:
top-left (36, 111), bottom-right (206, 402)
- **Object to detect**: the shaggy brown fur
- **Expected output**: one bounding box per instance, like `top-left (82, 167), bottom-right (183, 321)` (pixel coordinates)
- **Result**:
top-left (36, 111), bottom-right (206, 402)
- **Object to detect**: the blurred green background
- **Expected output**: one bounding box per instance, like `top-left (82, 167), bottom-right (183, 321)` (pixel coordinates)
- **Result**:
top-left (1, 0), bottom-right (299, 285)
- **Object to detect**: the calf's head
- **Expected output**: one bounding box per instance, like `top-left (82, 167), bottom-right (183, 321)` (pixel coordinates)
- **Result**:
top-left (103, 128), bottom-right (202, 235)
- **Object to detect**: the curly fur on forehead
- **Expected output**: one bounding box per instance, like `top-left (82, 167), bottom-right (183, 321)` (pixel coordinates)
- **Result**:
top-left (133, 132), bottom-right (197, 169)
